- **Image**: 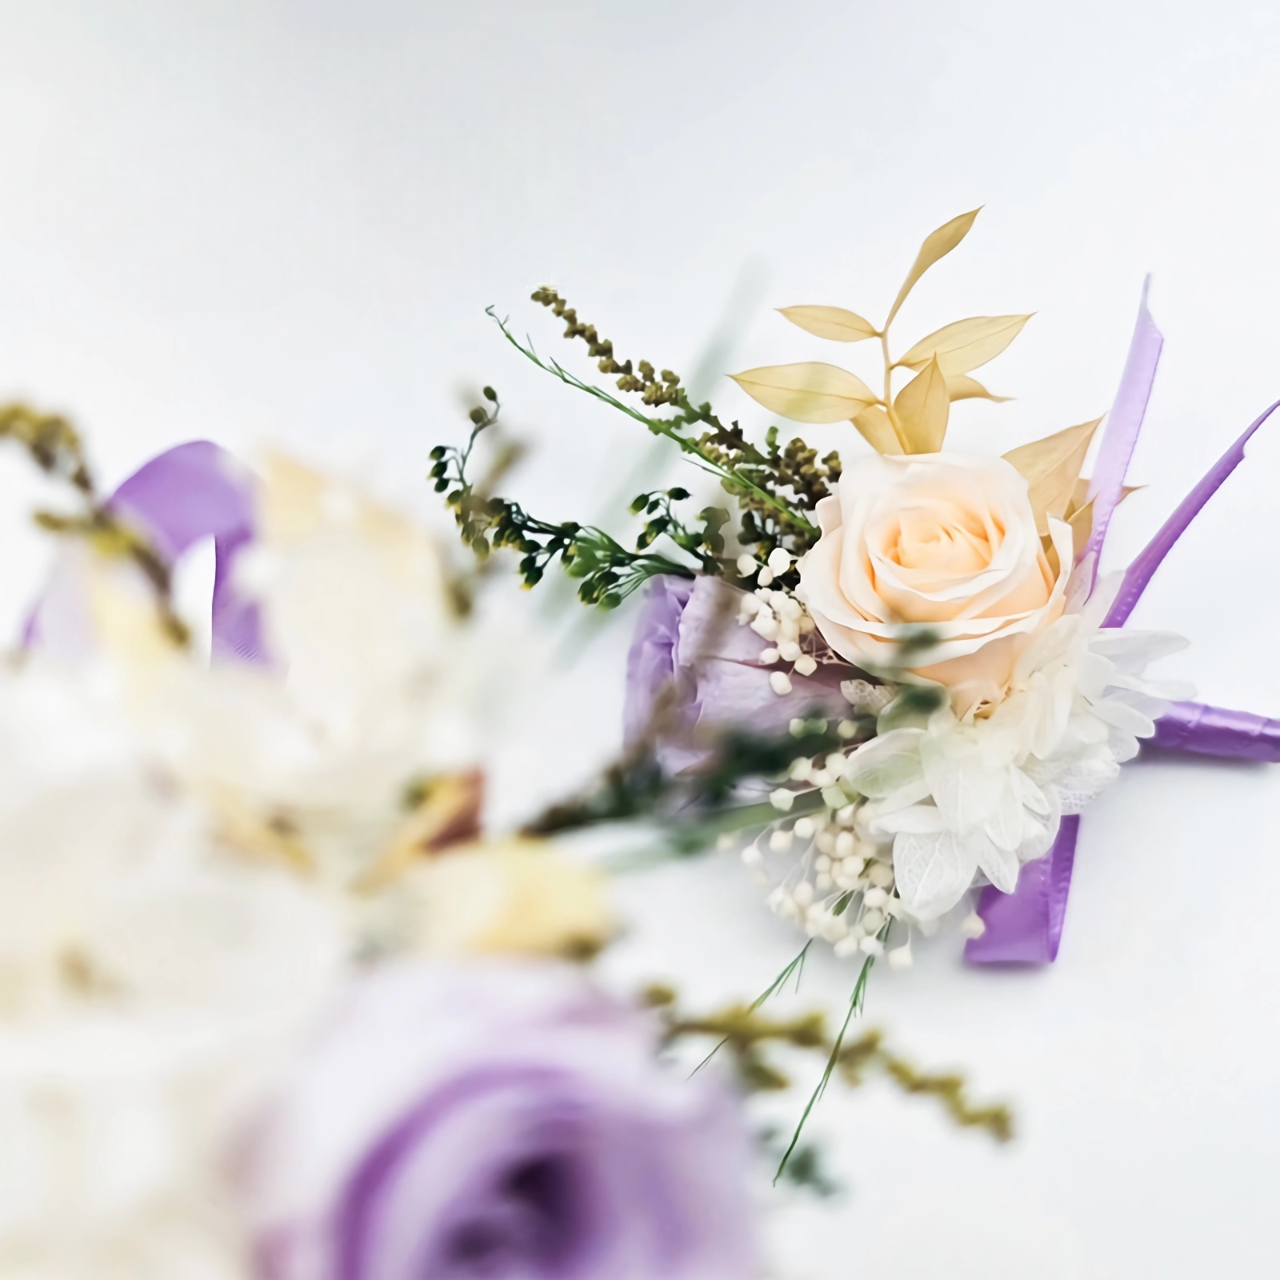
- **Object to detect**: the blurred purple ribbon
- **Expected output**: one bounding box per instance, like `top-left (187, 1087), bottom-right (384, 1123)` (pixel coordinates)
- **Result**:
top-left (28, 439), bottom-right (265, 663)
top-left (966, 292), bottom-right (1280, 965)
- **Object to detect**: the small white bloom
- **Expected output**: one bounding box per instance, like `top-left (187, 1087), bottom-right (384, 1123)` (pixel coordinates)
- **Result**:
top-left (767, 548), bottom-right (793, 576)
top-left (867, 861), bottom-right (895, 889)
top-left (750, 612), bottom-right (780, 641)
top-left (769, 671), bottom-right (793, 696)
top-left (769, 788), bottom-right (795, 812)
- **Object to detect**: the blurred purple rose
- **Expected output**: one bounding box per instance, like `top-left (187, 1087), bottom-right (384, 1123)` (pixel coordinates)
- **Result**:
top-left (242, 960), bottom-right (759, 1280)
top-left (624, 574), bottom-right (850, 772)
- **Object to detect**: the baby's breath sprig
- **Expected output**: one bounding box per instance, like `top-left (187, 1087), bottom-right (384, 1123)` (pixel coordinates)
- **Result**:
top-left (431, 389), bottom-right (697, 607)
top-left (0, 402), bottom-right (190, 646)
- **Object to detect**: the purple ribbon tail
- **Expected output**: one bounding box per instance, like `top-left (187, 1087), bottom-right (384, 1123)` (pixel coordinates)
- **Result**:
top-left (969, 375), bottom-right (1280, 964)
top-left (967, 283), bottom-right (1163, 968)
top-left (28, 441), bottom-right (264, 662)
top-left (1082, 277), bottom-right (1164, 585)
top-left (1104, 399), bottom-right (1280, 628)
top-left (966, 816), bottom-right (1080, 965)
top-left (1150, 700), bottom-right (1280, 762)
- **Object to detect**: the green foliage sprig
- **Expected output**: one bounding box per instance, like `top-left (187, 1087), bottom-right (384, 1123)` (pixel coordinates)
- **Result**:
top-left (526, 288), bottom-right (845, 559)
top-left (431, 389), bottom-right (704, 607)
top-left (519, 719), bottom-right (846, 845)
top-left (492, 296), bottom-right (826, 556)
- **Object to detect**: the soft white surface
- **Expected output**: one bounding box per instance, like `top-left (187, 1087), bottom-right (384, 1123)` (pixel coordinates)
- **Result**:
top-left (2, 2), bottom-right (1279, 1275)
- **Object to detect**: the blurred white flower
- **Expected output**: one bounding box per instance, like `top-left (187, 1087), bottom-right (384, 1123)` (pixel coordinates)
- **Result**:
top-left (74, 452), bottom-right (498, 896)
top-left (0, 661), bottom-right (345, 1280)
top-left (0, 448), bottom-right (554, 1276)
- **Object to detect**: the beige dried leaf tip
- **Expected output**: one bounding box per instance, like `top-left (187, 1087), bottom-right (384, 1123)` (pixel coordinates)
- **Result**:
top-left (897, 315), bottom-right (1031, 377)
top-left (730, 362), bottom-right (877, 424)
top-left (885, 208), bottom-right (981, 327)
top-left (778, 306), bottom-right (878, 343)
top-left (1003, 418), bottom-right (1102, 533)
top-left (853, 405), bottom-right (903, 455)
top-left (946, 375), bottom-right (1011, 404)
top-left (893, 356), bottom-right (950, 453)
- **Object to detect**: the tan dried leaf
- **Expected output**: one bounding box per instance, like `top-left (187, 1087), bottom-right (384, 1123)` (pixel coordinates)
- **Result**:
top-left (885, 208), bottom-right (981, 327)
top-left (893, 356), bottom-right (950, 453)
top-left (897, 315), bottom-right (1031, 376)
top-left (853, 405), bottom-right (904, 455)
top-left (1003, 418), bottom-right (1102, 533)
top-left (1066, 479), bottom-right (1141, 556)
top-left (778, 305), bottom-right (878, 343)
top-left (946, 375), bottom-right (1012, 403)
top-left (730, 362), bottom-right (877, 424)
top-left (1068, 497), bottom-right (1095, 561)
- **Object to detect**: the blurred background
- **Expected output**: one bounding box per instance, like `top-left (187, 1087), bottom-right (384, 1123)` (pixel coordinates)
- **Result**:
top-left (0, 2), bottom-right (1278, 1274)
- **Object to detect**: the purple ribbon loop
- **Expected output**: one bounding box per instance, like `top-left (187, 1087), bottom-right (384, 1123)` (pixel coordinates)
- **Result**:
top-left (110, 440), bottom-right (265, 662)
top-left (28, 441), bottom-right (264, 662)
top-left (968, 283), bottom-right (1279, 966)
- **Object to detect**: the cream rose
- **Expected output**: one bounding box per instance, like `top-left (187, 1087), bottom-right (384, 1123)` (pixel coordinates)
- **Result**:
top-left (797, 452), bottom-right (1073, 714)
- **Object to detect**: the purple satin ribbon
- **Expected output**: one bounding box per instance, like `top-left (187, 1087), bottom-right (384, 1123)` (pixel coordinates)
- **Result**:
top-left (1103, 399), bottom-right (1280, 629)
top-left (964, 817), bottom-right (1079, 964)
top-left (1081, 275), bottom-right (1163, 589)
top-left (28, 441), bottom-right (264, 662)
top-left (967, 288), bottom-right (1280, 964)
top-left (1148, 701), bottom-right (1280, 762)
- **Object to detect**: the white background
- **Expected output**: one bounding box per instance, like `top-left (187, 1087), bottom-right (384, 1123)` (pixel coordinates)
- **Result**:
top-left (2, 2), bottom-right (1280, 1275)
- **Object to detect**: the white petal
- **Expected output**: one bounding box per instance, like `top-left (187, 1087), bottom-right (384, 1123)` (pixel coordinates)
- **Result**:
top-left (893, 829), bottom-right (979, 921)
top-left (920, 730), bottom-right (1006, 831)
top-left (842, 728), bottom-right (926, 798)
top-left (983, 777), bottom-right (1026, 852)
top-left (1017, 784), bottom-right (1062, 860)
top-left (870, 802), bottom-right (946, 836)
top-left (974, 830), bottom-right (1021, 894)
top-left (1089, 629), bottom-right (1189, 671)
top-left (1011, 767), bottom-right (1052, 816)
top-left (1047, 752), bottom-right (1121, 814)
top-left (1091, 697), bottom-right (1156, 739)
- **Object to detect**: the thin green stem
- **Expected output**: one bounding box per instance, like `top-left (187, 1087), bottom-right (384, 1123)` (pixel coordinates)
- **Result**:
top-left (774, 919), bottom-right (888, 1183)
top-left (689, 941), bottom-right (813, 1079)
top-left (489, 308), bottom-right (816, 536)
